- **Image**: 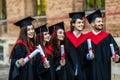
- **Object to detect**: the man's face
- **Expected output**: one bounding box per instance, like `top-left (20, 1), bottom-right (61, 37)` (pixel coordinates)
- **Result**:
top-left (72, 19), bottom-right (84, 31)
top-left (92, 17), bottom-right (103, 31)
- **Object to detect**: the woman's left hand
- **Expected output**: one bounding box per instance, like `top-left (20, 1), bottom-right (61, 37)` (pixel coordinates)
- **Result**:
top-left (60, 59), bottom-right (66, 66)
top-left (43, 61), bottom-right (50, 68)
top-left (112, 54), bottom-right (119, 62)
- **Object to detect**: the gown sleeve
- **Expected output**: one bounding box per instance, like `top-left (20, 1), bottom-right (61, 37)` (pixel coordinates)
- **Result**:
top-left (8, 44), bottom-right (30, 80)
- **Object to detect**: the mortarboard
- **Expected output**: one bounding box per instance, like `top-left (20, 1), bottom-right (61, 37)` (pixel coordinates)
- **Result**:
top-left (69, 12), bottom-right (87, 28)
top-left (35, 23), bottom-right (48, 43)
top-left (35, 24), bottom-right (48, 34)
top-left (69, 12), bottom-right (85, 20)
top-left (86, 9), bottom-right (102, 23)
top-left (14, 16), bottom-right (35, 28)
top-left (48, 22), bottom-right (64, 35)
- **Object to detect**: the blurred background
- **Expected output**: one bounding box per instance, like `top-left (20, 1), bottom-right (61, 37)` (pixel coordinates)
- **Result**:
top-left (0, 0), bottom-right (120, 80)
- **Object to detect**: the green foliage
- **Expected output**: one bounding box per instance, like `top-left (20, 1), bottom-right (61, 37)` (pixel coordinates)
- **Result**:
top-left (86, 0), bottom-right (105, 10)
top-left (37, 0), bottom-right (46, 16)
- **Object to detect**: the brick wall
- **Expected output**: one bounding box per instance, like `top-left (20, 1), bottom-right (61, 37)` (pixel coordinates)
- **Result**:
top-left (7, 0), bottom-right (25, 37)
top-left (106, 0), bottom-right (120, 37)
top-left (6, 0), bottom-right (35, 37)
top-left (73, 0), bottom-right (83, 12)
top-left (5, 0), bottom-right (120, 39)
top-left (46, 0), bottom-right (73, 30)
top-left (106, 1), bottom-right (120, 80)
top-left (46, 0), bottom-right (84, 31)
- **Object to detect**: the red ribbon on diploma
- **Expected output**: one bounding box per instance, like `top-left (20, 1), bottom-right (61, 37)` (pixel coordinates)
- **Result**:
top-left (26, 53), bottom-right (31, 60)
top-left (113, 51), bottom-right (117, 57)
top-left (61, 53), bottom-right (65, 60)
top-left (41, 55), bottom-right (46, 62)
top-left (89, 48), bottom-right (94, 53)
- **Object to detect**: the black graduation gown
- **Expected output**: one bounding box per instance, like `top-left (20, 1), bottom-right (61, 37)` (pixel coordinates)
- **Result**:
top-left (8, 41), bottom-right (34, 80)
top-left (35, 46), bottom-right (55, 80)
top-left (66, 31), bottom-right (88, 80)
top-left (86, 31), bottom-right (120, 80)
top-left (54, 54), bottom-right (67, 80)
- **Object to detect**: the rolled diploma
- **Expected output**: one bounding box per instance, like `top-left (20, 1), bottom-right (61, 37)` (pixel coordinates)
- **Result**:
top-left (61, 45), bottom-right (65, 60)
top-left (37, 44), bottom-right (48, 62)
top-left (110, 43), bottom-right (116, 57)
top-left (56, 45), bottom-right (65, 71)
top-left (87, 39), bottom-right (93, 57)
top-left (24, 49), bottom-right (40, 63)
top-left (16, 48), bottom-right (40, 68)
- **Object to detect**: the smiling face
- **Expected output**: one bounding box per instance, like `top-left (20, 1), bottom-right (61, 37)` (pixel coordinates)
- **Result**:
top-left (57, 29), bottom-right (65, 41)
top-left (92, 17), bottom-right (104, 31)
top-left (72, 18), bottom-right (84, 31)
top-left (43, 31), bottom-right (51, 42)
top-left (27, 25), bottom-right (35, 39)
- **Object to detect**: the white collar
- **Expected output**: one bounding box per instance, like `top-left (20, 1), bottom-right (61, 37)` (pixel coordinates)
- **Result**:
top-left (73, 31), bottom-right (81, 38)
top-left (92, 30), bottom-right (101, 35)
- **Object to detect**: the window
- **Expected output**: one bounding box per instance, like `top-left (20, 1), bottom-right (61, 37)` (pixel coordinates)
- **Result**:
top-left (83, 0), bottom-right (105, 30)
top-left (84, 0), bottom-right (105, 10)
top-left (0, 0), bottom-right (6, 20)
top-left (0, 23), bottom-right (7, 34)
top-left (34, 0), bottom-right (46, 16)
top-left (0, 46), bottom-right (4, 60)
top-left (0, 0), bottom-right (7, 34)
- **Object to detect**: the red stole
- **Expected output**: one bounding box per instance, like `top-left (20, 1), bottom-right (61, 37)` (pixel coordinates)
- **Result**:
top-left (66, 31), bottom-right (88, 48)
top-left (86, 31), bottom-right (109, 45)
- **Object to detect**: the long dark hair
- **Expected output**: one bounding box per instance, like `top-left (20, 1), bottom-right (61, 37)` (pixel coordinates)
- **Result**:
top-left (19, 26), bottom-right (37, 53)
top-left (9, 25), bottom-right (37, 60)
top-left (36, 32), bottom-right (50, 47)
top-left (36, 31), bottom-right (51, 58)
top-left (52, 30), bottom-right (68, 57)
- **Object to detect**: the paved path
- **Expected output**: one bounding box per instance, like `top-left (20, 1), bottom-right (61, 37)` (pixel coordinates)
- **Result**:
top-left (0, 65), bottom-right (9, 80)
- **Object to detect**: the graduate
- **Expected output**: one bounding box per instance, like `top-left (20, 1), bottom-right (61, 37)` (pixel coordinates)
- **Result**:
top-left (49, 22), bottom-right (68, 80)
top-left (86, 9), bottom-right (120, 80)
top-left (8, 17), bottom-right (37, 80)
top-left (66, 12), bottom-right (89, 80)
top-left (35, 24), bottom-right (55, 80)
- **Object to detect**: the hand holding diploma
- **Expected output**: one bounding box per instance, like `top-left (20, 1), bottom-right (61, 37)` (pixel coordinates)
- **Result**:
top-left (16, 45), bottom-right (41, 68)
top-left (61, 45), bottom-right (65, 60)
top-left (110, 44), bottom-right (116, 57)
top-left (87, 39), bottom-right (94, 60)
top-left (37, 45), bottom-right (50, 68)
top-left (43, 61), bottom-right (50, 68)
top-left (17, 58), bottom-right (24, 67)
top-left (110, 43), bottom-right (119, 62)
top-left (56, 45), bottom-right (65, 71)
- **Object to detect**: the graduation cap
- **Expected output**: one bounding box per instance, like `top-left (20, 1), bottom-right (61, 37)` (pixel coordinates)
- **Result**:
top-left (69, 12), bottom-right (85, 20)
top-left (35, 24), bottom-right (48, 43)
top-left (48, 22), bottom-right (64, 35)
top-left (35, 24), bottom-right (48, 34)
top-left (86, 9), bottom-right (102, 23)
top-left (69, 12), bottom-right (87, 28)
top-left (14, 16), bottom-right (35, 28)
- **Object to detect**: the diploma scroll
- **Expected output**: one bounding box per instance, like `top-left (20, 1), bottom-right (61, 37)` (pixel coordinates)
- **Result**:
top-left (61, 45), bottom-right (65, 60)
top-left (16, 45), bottom-right (41, 68)
top-left (110, 43), bottom-right (116, 57)
top-left (37, 45), bottom-right (50, 68)
top-left (87, 39), bottom-right (93, 57)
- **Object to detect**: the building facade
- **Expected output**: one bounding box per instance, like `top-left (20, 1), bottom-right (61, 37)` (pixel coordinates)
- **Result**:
top-left (0, 0), bottom-right (120, 79)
